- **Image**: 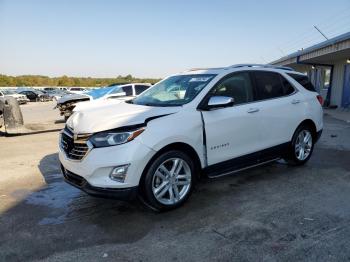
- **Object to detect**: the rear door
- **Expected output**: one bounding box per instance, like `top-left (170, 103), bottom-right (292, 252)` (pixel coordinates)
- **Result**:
top-left (251, 71), bottom-right (305, 154)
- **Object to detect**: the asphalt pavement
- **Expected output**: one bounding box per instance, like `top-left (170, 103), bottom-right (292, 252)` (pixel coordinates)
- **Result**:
top-left (0, 107), bottom-right (350, 261)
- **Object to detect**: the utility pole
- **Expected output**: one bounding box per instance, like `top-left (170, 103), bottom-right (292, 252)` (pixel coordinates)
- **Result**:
top-left (313, 26), bottom-right (329, 40)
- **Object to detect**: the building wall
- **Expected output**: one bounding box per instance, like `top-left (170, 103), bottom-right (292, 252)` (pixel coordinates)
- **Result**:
top-left (331, 59), bottom-right (347, 107)
top-left (280, 61), bottom-right (348, 107)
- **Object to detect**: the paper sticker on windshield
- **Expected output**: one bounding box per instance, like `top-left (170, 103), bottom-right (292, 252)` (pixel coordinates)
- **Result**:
top-left (189, 77), bottom-right (211, 82)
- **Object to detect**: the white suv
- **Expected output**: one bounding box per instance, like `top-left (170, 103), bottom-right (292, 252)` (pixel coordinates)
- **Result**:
top-left (59, 64), bottom-right (323, 211)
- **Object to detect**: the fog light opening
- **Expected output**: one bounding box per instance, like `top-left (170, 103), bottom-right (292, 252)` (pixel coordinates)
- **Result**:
top-left (109, 164), bottom-right (130, 182)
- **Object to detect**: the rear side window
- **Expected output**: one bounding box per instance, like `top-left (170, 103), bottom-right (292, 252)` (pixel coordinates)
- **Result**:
top-left (122, 85), bottom-right (133, 96)
top-left (287, 73), bottom-right (316, 92)
top-left (253, 71), bottom-right (284, 100)
top-left (135, 85), bottom-right (149, 95)
top-left (280, 75), bottom-right (295, 95)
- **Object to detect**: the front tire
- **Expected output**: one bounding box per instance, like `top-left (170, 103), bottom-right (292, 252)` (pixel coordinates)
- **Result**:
top-left (285, 125), bottom-right (314, 166)
top-left (141, 150), bottom-right (195, 211)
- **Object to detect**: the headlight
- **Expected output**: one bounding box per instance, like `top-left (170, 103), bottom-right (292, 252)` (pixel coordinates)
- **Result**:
top-left (90, 127), bottom-right (145, 147)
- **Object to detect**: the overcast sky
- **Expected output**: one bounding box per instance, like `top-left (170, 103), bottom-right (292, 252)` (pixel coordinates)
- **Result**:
top-left (1, 0), bottom-right (350, 78)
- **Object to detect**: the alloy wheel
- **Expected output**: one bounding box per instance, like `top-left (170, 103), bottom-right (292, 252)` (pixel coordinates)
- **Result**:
top-left (295, 130), bottom-right (313, 161)
top-left (152, 158), bottom-right (191, 205)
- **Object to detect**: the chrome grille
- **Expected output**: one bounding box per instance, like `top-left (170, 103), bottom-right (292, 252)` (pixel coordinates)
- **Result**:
top-left (60, 127), bottom-right (91, 161)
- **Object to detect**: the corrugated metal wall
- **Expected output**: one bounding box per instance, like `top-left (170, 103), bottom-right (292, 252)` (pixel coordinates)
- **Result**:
top-left (331, 59), bottom-right (347, 107)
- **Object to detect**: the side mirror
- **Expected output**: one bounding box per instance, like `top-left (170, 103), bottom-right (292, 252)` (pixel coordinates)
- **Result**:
top-left (206, 96), bottom-right (234, 110)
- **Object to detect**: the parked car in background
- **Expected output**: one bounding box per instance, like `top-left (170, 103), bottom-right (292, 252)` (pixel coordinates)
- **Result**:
top-left (68, 87), bottom-right (87, 94)
top-left (43, 87), bottom-right (57, 92)
top-left (59, 64), bottom-right (323, 211)
top-left (0, 89), bottom-right (29, 104)
top-left (0, 96), bottom-right (4, 128)
top-left (39, 90), bottom-right (54, 101)
top-left (46, 89), bottom-right (72, 101)
top-left (56, 83), bottom-right (151, 120)
top-left (73, 83), bottom-right (152, 112)
top-left (18, 90), bottom-right (50, 102)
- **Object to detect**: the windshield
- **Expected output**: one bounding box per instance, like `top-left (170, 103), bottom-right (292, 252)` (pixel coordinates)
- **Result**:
top-left (132, 74), bottom-right (216, 106)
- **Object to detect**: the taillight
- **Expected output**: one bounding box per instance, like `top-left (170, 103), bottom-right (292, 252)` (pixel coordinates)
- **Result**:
top-left (316, 95), bottom-right (323, 105)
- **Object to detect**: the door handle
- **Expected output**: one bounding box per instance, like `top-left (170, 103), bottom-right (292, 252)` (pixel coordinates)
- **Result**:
top-left (291, 99), bottom-right (301, 104)
top-left (247, 108), bottom-right (260, 113)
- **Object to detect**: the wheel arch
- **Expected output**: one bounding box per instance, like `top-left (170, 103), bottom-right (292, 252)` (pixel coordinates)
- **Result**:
top-left (293, 119), bottom-right (317, 140)
top-left (139, 142), bottom-right (203, 186)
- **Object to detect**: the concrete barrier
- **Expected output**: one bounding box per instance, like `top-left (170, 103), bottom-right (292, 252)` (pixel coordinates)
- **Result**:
top-left (2, 97), bottom-right (24, 134)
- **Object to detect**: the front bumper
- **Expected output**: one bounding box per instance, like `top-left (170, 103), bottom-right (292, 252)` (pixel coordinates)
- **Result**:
top-left (61, 165), bottom-right (138, 200)
top-left (59, 137), bottom-right (156, 189)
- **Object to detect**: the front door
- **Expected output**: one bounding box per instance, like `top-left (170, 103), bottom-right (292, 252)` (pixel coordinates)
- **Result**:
top-left (201, 72), bottom-right (263, 166)
top-left (27, 92), bottom-right (36, 100)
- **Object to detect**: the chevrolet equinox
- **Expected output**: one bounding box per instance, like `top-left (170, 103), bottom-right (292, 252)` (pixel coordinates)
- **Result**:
top-left (59, 64), bottom-right (323, 211)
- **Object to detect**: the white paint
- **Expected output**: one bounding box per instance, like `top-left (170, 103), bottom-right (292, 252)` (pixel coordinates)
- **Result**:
top-left (59, 65), bottom-right (323, 191)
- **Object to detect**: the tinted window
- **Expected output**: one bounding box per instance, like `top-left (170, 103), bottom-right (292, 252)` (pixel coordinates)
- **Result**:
top-left (254, 71), bottom-right (284, 100)
top-left (280, 75), bottom-right (295, 95)
top-left (210, 72), bottom-right (254, 105)
top-left (135, 85), bottom-right (149, 95)
top-left (287, 73), bottom-right (316, 92)
top-left (122, 85), bottom-right (133, 96)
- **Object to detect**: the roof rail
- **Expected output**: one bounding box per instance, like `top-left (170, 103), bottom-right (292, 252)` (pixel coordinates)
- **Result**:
top-left (228, 64), bottom-right (294, 71)
top-left (187, 67), bottom-right (226, 71)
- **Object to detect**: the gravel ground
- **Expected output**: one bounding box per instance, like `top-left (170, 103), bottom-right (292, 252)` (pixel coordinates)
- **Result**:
top-left (20, 101), bottom-right (65, 131)
top-left (0, 103), bottom-right (350, 262)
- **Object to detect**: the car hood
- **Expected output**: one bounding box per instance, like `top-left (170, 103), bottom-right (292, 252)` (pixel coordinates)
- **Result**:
top-left (6, 94), bottom-right (23, 98)
top-left (66, 101), bottom-right (181, 134)
top-left (57, 93), bottom-right (91, 104)
top-left (73, 99), bottom-right (124, 112)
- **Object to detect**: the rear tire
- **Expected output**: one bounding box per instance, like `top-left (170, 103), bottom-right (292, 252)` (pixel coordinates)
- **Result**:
top-left (140, 150), bottom-right (195, 211)
top-left (284, 124), bottom-right (314, 166)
